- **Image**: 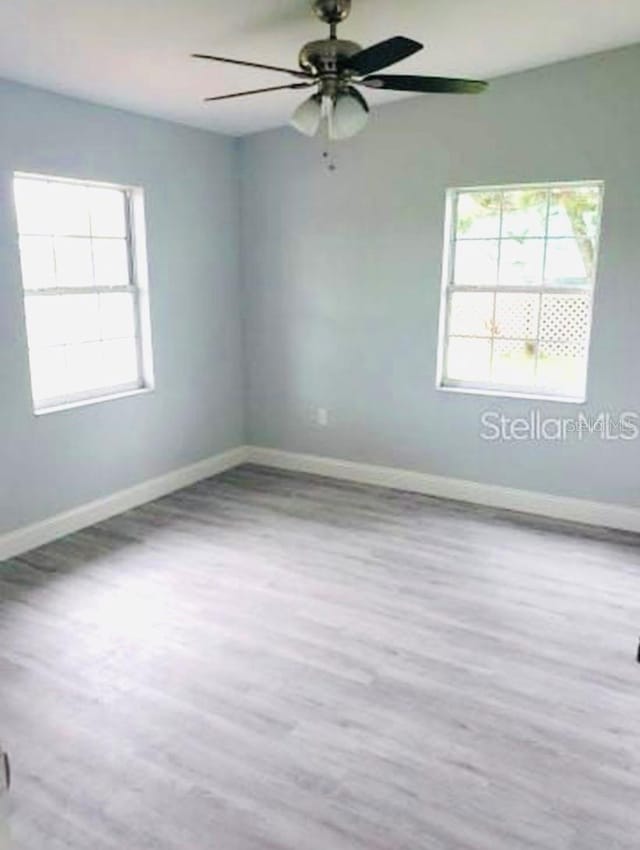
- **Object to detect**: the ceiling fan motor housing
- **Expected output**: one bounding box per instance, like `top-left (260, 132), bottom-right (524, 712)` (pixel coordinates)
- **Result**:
top-left (299, 39), bottom-right (361, 75)
top-left (312, 0), bottom-right (352, 24)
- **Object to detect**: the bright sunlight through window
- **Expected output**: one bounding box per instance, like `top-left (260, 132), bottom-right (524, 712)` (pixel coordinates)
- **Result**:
top-left (437, 182), bottom-right (604, 401)
top-left (14, 173), bottom-right (153, 412)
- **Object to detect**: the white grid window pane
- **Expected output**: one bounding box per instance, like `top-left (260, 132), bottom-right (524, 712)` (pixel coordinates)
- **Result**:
top-left (537, 341), bottom-right (588, 392)
top-left (499, 239), bottom-right (545, 286)
top-left (89, 187), bottom-right (127, 237)
top-left (449, 292), bottom-right (494, 337)
top-left (99, 292), bottom-right (137, 340)
top-left (28, 347), bottom-right (68, 402)
top-left (92, 239), bottom-right (130, 287)
top-left (14, 173), bottom-right (149, 410)
top-left (545, 238), bottom-right (593, 285)
top-left (501, 190), bottom-right (547, 238)
top-left (456, 192), bottom-right (501, 239)
top-left (548, 187), bottom-right (600, 239)
top-left (540, 294), bottom-right (591, 343)
top-left (101, 339), bottom-right (140, 387)
top-left (54, 237), bottom-right (94, 287)
top-left (446, 338), bottom-right (492, 382)
top-left (18, 236), bottom-right (56, 290)
top-left (66, 342), bottom-right (109, 396)
top-left (24, 298), bottom-right (62, 348)
top-left (59, 294), bottom-right (102, 344)
top-left (50, 182), bottom-right (91, 236)
top-left (492, 340), bottom-right (537, 385)
top-left (440, 181), bottom-right (603, 400)
top-left (494, 293), bottom-right (540, 339)
top-left (14, 179), bottom-right (53, 234)
top-left (453, 240), bottom-right (499, 286)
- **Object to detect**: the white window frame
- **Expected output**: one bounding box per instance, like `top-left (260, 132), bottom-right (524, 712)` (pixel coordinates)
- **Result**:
top-left (14, 172), bottom-right (155, 415)
top-left (436, 180), bottom-right (604, 404)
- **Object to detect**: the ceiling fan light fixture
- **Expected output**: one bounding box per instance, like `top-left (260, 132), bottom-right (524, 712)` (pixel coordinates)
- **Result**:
top-left (329, 87), bottom-right (370, 140)
top-left (290, 93), bottom-right (323, 136)
top-left (196, 0), bottom-right (488, 139)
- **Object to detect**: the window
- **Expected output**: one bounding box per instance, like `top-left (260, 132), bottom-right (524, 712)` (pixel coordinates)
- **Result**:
top-left (14, 173), bottom-right (153, 412)
top-left (437, 182), bottom-right (604, 401)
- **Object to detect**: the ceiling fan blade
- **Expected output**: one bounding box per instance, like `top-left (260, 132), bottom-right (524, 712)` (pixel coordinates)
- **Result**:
top-left (340, 37), bottom-right (423, 76)
top-left (361, 75), bottom-right (488, 94)
top-left (204, 82), bottom-right (315, 103)
top-left (192, 53), bottom-right (312, 79)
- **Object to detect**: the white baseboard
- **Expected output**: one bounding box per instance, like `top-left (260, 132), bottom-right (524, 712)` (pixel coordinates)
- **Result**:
top-left (247, 446), bottom-right (640, 535)
top-left (0, 446), bottom-right (250, 562)
top-left (3, 443), bottom-right (638, 562)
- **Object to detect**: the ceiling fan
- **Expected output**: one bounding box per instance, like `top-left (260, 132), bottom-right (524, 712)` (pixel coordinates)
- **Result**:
top-left (193, 0), bottom-right (488, 141)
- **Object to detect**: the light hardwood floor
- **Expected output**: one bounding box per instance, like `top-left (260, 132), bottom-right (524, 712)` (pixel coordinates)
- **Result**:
top-left (1, 464), bottom-right (640, 849)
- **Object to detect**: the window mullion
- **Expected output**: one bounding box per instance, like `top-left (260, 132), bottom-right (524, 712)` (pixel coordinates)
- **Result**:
top-left (486, 192), bottom-right (504, 379)
top-left (441, 191), bottom-right (460, 385)
top-left (533, 189), bottom-right (552, 383)
top-left (125, 192), bottom-right (145, 387)
top-left (447, 284), bottom-right (591, 295)
top-left (24, 285), bottom-right (136, 297)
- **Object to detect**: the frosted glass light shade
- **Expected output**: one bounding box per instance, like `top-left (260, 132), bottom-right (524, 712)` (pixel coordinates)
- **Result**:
top-left (290, 95), bottom-right (323, 136)
top-left (329, 88), bottom-right (369, 140)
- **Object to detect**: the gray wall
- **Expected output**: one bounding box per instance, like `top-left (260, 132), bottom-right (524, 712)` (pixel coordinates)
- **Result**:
top-left (2, 45), bottom-right (639, 537)
top-left (0, 79), bottom-right (244, 534)
top-left (240, 45), bottom-right (640, 507)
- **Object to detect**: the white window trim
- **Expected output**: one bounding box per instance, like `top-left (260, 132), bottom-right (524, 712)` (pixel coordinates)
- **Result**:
top-left (435, 179), bottom-right (605, 404)
top-left (14, 171), bottom-right (155, 415)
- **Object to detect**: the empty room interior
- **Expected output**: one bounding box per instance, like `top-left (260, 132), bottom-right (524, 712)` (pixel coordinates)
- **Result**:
top-left (1, 1), bottom-right (640, 847)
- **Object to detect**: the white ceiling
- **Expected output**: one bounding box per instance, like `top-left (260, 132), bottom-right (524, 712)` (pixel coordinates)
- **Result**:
top-left (0, 0), bottom-right (639, 137)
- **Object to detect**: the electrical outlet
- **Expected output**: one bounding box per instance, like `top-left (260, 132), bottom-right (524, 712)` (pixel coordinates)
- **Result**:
top-left (316, 407), bottom-right (329, 427)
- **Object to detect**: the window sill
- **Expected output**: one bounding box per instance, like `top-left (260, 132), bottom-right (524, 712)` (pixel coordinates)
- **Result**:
top-left (437, 383), bottom-right (586, 405)
top-left (34, 386), bottom-right (153, 416)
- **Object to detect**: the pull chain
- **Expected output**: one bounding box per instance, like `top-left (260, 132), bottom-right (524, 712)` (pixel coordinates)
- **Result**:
top-left (322, 148), bottom-right (337, 173)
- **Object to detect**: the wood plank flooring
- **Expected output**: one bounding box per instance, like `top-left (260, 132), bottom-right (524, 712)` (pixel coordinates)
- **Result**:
top-left (1, 464), bottom-right (640, 849)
